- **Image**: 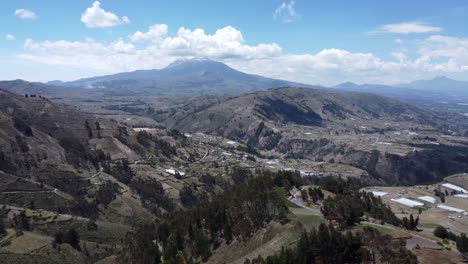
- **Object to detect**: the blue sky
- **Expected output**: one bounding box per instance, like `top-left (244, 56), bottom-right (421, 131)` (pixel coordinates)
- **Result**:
top-left (1, 0), bottom-right (468, 85)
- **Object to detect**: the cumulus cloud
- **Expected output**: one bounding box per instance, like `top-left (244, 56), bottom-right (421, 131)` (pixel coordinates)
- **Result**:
top-left (81, 1), bottom-right (130, 28)
top-left (274, 1), bottom-right (299, 23)
top-left (416, 35), bottom-right (468, 72)
top-left (16, 24), bottom-right (468, 85)
top-left (14, 9), bottom-right (37, 20)
top-left (130, 24), bottom-right (168, 43)
top-left (159, 26), bottom-right (282, 59)
top-left (372, 21), bottom-right (442, 34)
top-left (5, 34), bottom-right (16, 41)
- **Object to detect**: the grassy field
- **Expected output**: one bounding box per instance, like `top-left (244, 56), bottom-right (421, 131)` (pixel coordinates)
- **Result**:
top-left (355, 223), bottom-right (394, 235)
top-left (294, 214), bottom-right (324, 230)
top-left (207, 222), bottom-right (302, 264)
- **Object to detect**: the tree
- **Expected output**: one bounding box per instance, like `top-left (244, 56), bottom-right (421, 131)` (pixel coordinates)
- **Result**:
top-left (153, 244), bottom-right (162, 264)
top-left (456, 233), bottom-right (468, 255)
top-left (95, 121), bottom-right (102, 138)
top-left (29, 200), bottom-right (35, 210)
top-left (179, 186), bottom-right (198, 208)
top-left (0, 219), bottom-right (6, 237)
top-left (54, 229), bottom-right (81, 251)
top-left (54, 231), bottom-right (65, 244)
top-left (85, 120), bottom-right (93, 139)
top-left (193, 232), bottom-right (211, 261)
top-left (66, 229), bottom-right (81, 250)
top-left (12, 211), bottom-right (30, 233)
top-left (434, 225), bottom-right (449, 239)
top-left (402, 214), bottom-right (419, 230)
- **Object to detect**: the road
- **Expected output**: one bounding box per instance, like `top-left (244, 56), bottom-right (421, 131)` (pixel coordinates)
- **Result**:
top-left (290, 198), bottom-right (321, 215)
top-left (0, 188), bottom-right (73, 200)
top-left (84, 167), bottom-right (103, 180)
top-left (198, 148), bottom-right (209, 162)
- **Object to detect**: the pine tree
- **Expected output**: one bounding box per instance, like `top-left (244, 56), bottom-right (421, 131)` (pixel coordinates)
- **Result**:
top-left (66, 229), bottom-right (81, 251)
top-left (0, 219), bottom-right (6, 237)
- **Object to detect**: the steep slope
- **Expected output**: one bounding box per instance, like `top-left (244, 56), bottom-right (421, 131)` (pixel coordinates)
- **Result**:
top-left (57, 58), bottom-right (313, 95)
top-left (164, 87), bottom-right (445, 137)
top-left (156, 87), bottom-right (468, 184)
top-left (0, 88), bottom-right (249, 263)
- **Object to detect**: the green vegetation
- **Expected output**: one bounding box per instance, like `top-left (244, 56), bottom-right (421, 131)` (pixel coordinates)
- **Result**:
top-left (136, 131), bottom-right (177, 157)
top-left (457, 233), bottom-right (468, 255)
top-left (294, 214), bottom-right (323, 230)
top-left (307, 187), bottom-right (324, 203)
top-left (273, 187), bottom-right (300, 208)
top-left (53, 228), bottom-right (81, 251)
top-left (433, 226), bottom-right (456, 241)
top-left (122, 171), bottom-right (300, 264)
top-left (131, 177), bottom-right (175, 215)
top-left (432, 225), bottom-right (468, 256)
top-left (95, 181), bottom-right (121, 207)
top-left (102, 160), bottom-right (134, 185)
top-left (248, 224), bottom-right (417, 264)
top-left (0, 219), bottom-right (6, 238)
top-left (356, 223), bottom-right (393, 235)
top-left (321, 189), bottom-right (401, 229)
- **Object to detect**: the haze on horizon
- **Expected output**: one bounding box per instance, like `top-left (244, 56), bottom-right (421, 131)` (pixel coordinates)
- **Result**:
top-left (1, 0), bottom-right (468, 86)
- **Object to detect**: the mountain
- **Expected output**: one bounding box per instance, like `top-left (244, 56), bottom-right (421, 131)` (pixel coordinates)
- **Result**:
top-left (400, 76), bottom-right (468, 96)
top-left (56, 58), bottom-right (313, 96)
top-left (0, 88), bottom-right (238, 263)
top-left (333, 82), bottom-right (438, 104)
top-left (161, 87), bottom-right (445, 136)
top-left (335, 76), bottom-right (468, 105)
top-left (0, 79), bottom-right (82, 97)
top-left (153, 87), bottom-right (468, 185)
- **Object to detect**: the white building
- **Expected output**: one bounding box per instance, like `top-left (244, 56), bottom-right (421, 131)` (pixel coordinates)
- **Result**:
top-left (441, 183), bottom-right (468, 194)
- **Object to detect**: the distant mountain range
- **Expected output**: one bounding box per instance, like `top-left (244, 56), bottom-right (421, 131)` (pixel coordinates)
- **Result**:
top-left (47, 58), bottom-right (313, 96)
top-left (334, 76), bottom-right (468, 105)
top-left (0, 58), bottom-right (466, 106)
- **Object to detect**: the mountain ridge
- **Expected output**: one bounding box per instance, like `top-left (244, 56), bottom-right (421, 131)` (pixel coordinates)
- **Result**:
top-left (48, 58), bottom-right (314, 95)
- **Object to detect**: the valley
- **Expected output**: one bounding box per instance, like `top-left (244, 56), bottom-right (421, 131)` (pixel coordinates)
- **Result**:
top-left (1, 59), bottom-right (468, 264)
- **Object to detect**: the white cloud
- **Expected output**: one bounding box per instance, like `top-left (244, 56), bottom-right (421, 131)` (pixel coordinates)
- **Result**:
top-left (159, 26), bottom-right (282, 59)
top-left (16, 24), bottom-right (468, 85)
top-left (81, 1), bottom-right (130, 28)
top-left (391, 52), bottom-right (407, 62)
top-left (274, 1), bottom-right (299, 23)
top-left (373, 22), bottom-right (442, 34)
top-left (130, 24), bottom-right (168, 43)
top-left (416, 35), bottom-right (468, 72)
top-left (14, 9), bottom-right (37, 20)
top-left (5, 34), bottom-right (16, 41)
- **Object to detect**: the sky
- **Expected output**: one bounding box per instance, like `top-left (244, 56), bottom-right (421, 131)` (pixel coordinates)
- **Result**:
top-left (1, 0), bottom-right (468, 85)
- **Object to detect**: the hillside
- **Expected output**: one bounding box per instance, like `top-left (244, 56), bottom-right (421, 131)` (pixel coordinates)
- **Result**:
top-left (0, 89), bottom-right (253, 263)
top-left (153, 87), bottom-right (468, 185)
top-left (53, 58), bottom-right (313, 96)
